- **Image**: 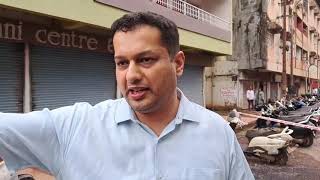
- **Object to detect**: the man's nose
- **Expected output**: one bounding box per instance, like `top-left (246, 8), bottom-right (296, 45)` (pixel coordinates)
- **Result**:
top-left (126, 62), bottom-right (142, 84)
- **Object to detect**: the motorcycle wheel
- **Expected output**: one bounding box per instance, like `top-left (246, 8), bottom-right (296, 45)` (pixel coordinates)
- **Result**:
top-left (300, 135), bottom-right (314, 147)
top-left (276, 149), bottom-right (288, 166)
top-left (282, 110), bottom-right (289, 116)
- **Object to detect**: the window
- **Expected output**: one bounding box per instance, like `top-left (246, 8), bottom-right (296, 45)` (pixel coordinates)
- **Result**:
top-left (303, 0), bottom-right (308, 13)
top-left (296, 46), bottom-right (302, 61)
top-left (241, 0), bottom-right (249, 10)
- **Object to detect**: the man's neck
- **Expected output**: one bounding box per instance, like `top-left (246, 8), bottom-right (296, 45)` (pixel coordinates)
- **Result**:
top-left (135, 94), bottom-right (180, 137)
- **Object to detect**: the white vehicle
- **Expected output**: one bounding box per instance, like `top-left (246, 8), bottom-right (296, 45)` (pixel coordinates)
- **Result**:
top-left (244, 127), bottom-right (293, 165)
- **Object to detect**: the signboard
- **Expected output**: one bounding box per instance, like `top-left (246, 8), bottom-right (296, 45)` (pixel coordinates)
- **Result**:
top-left (221, 87), bottom-right (237, 100)
top-left (0, 18), bottom-right (113, 53)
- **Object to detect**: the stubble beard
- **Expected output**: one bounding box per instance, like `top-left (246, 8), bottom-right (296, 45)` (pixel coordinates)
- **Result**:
top-left (126, 95), bottom-right (161, 114)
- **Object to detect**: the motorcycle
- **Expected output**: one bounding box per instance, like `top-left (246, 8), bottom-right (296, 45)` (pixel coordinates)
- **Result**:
top-left (227, 109), bottom-right (247, 131)
top-left (244, 127), bottom-right (293, 165)
top-left (274, 100), bottom-right (289, 116)
top-left (255, 104), bottom-right (279, 128)
top-left (279, 108), bottom-right (320, 147)
top-left (250, 108), bottom-right (320, 147)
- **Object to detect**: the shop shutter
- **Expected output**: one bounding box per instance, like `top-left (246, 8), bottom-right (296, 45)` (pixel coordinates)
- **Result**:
top-left (31, 46), bottom-right (116, 110)
top-left (178, 65), bottom-right (204, 106)
top-left (0, 42), bottom-right (24, 112)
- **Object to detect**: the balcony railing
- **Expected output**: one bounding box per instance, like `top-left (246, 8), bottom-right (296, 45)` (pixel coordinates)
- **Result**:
top-left (153, 0), bottom-right (231, 30)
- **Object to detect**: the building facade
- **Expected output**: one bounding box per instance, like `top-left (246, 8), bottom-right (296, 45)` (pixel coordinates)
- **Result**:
top-left (230, 0), bottom-right (320, 109)
top-left (0, 0), bottom-right (231, 113)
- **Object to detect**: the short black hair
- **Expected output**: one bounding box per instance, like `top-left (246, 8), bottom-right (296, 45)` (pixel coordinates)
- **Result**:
top-left (111, 12), bottom-right (180, 58)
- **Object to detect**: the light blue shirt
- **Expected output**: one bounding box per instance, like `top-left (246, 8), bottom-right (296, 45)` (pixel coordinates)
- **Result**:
top-left (0, 91), bottom-right (254, 180)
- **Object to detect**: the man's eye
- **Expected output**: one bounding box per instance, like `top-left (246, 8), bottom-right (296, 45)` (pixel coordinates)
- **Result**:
top-left (140, 58), bottom-right (154, 64)
top-left (116, 61), bottom-right (128, 67)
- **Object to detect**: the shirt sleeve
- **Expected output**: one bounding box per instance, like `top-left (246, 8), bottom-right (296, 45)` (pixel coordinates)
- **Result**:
top-left (228, 133), bottom-right (255, 180)
top-left (0, 106), bottom-right (73, 175)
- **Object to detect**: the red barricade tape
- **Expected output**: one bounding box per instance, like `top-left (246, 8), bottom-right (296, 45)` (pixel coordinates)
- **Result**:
top-left (239, 112), bottom-right (320, 131)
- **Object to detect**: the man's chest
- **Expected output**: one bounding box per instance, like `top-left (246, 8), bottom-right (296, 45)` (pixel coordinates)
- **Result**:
top-left (59, 132), bottom-right (228, 180)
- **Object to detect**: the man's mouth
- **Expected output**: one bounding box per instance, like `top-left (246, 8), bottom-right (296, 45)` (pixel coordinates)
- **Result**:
top-left (127, 87), bottom-right (149, 100)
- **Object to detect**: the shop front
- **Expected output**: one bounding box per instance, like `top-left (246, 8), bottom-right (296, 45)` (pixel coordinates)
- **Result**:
top-left (0, 18), bottom-right (116, 112)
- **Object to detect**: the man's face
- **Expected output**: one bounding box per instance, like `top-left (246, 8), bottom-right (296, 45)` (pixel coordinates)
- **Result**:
top-left (113, 25), bottom-right (184, 113)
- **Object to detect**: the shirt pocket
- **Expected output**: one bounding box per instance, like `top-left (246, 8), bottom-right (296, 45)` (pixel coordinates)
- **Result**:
top-left (181, 168), bottom-right (224, 180)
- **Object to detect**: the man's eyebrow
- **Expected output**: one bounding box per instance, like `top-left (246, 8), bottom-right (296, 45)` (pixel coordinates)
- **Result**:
top-left (135, 50), bottom-right (156, 58)
top-left (114, 55), bottom-right (127, 60)
top-left (114, 50), bottom-right (158, 60)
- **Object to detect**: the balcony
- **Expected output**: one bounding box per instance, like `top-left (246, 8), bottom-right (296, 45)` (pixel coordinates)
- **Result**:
top-left (280, 31), bottom-right (292, 41)
top-left (267, 20), bottom-right (282, 34)
top-left (95, 0), bottom-right (231, 44)
top-left (310, 26), bottom-right (316, 33)
top-left (315, 8), bottom-right (320, 16)
top-left (310, 0), bottom-right (317, 9)
top-left (154, 0), bottom-right (230, 30)
top-left (310, 51), bottom-right (317, 57)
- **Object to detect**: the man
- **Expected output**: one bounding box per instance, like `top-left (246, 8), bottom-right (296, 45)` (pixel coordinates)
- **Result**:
top-left (0, 12), bottom-right (254, 179)
top-left (255, 87), bottom-right (265, 107)
top-left (246, 86), bottom-right (254, 110)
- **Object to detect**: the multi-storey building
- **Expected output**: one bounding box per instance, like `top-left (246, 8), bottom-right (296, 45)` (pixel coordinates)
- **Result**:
top-left (0, 0), bottom-right (231, 113)
top-left (232, 0), bottom-right (320, 109)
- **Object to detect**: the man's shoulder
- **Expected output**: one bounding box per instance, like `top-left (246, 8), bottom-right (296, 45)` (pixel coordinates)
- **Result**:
top-left (93, 98), bottom-right (124, 108)
top-left (187, 101), bottom-right (228, 128)
top-left (186, 102), bottom-right (235, 143)
top-left (54, 99), bottom-right (125, 114)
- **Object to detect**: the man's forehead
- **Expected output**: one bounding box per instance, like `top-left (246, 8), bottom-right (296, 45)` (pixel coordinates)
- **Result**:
top-left (117, 24), bottom-right (159, 32)
top-left (113, 28), bottom-right (167, 57)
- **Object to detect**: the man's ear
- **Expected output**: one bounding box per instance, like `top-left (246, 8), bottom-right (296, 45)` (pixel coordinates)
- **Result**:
top-left (174, 51), bottom-right (185, 77)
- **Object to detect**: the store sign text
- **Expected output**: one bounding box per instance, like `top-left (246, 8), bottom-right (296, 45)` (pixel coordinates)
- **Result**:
top-left (35, 30), bottom-right (98, 50)
top-left (0, 20), bottom-right (113, 53)
top-left (0, 22), bottom-right (22, 40)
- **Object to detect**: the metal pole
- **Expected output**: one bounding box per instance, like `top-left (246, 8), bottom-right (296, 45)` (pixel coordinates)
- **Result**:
top-left (301, 3), bottom-right (306, 94)
top-left (317, 40), bottom-right (319, 89)
top-left (317, 59), bottom-right (320, 91)
top-left (308, 65), bottom-right (310, 91)
top-left (290, 9), bottom-right (294, 88)
top-left (282, 0), bottom-right (287, 96)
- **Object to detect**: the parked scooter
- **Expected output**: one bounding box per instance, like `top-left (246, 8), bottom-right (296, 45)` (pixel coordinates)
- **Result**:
top-left (250, 107), bottom-right (320, 147)
top-left (255, 104), bottom-right (279, 128)
top-left (244, 127), bottom-right (293, 165)
top-left (227, 109), bottom-right (247, 131)
top-left (274, 100), bottom-right (289, 116)
top-left (279, 108), bottom-right (320, 147)
top-left (285, 100), bottom-right (296, 111)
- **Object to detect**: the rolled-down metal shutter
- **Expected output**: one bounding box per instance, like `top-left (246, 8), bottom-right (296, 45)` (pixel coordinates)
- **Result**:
top-left (31, 46), bottom-right (116, 110)
top-left (0, 42), bottom-right (24, 113)
top-left (178, 65), bottom-right (204, 105)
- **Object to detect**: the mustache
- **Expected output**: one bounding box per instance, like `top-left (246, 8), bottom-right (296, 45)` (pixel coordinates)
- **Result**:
top-left (125, 85), bottom-right (150, 93)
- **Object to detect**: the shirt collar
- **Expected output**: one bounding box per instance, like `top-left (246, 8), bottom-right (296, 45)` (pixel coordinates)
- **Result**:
top-left (114, 89), bottom-right (200, 125)
top-left (174, 89), bottom-right (200, 124)
top-left (114, 98), bottom-right (136, 124)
